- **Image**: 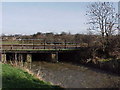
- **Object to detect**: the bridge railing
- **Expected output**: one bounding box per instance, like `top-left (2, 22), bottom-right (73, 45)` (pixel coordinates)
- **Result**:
top-left (2, 44), bottom-right (80, 50)
top-left (2, 39), bottom-right (83, 50)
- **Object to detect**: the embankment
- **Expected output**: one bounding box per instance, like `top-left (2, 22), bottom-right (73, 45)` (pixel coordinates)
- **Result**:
top-left (2, 63), bottom-right (62, 89)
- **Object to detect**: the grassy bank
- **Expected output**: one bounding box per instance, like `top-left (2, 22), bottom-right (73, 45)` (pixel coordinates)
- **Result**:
top-left (2, 64), bottom-right (62, 89)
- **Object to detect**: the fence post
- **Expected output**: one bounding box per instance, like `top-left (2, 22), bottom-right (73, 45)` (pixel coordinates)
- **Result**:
top-left (44, 39), bottom-right (46, 49)
top-left (54, 42), bottom-right (57, 50)
top-left (76, 42), bottom-right (77, 49)
top-left (10, 45), bottom-right (13, 50)
top-left (64, 40), bottom-right (66, 49)
top-left (33, 39), bottom-right (34, 49)
top-left (22, 39), bottom-right (23, 49)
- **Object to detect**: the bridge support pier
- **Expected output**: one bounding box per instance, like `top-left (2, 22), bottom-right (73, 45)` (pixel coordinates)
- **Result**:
top-left (27, 54), bottom-right (32, 63)
top-left (26, 54), bottom-right (32, 69)
top-left (15, 53), bottom-right (18, 61)
top-left (18, 54), bottom-right (22, 61)
top-left (2, 54), bottom-right (6, 63)
top-left (51, 52), bottom-right (58, 63)
top-left (17, 54), bottom-right (27, 62)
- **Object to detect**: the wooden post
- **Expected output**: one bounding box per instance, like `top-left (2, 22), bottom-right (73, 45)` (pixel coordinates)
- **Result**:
top-left (64, 40), bottom-right (66, 49)
top-left (22, 40), bottom-right (23, 49)
top-left (44, 39), bottom-right (46, 49)
top-left (54, 42), bottom-right (56, 49)
top-left (76, 42), bottom-right (77, 49)
top-left (10, 45), bottom-right (13, 50)
top-left (33, 39), bottom-right (34, 49)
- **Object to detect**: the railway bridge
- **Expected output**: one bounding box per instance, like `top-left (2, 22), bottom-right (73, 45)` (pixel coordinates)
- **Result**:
top-left (1, 44), bottom-right (85, 63)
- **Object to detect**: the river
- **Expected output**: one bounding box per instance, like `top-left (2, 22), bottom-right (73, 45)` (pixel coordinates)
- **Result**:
top-left (30, 61), bottom-right (120, 88)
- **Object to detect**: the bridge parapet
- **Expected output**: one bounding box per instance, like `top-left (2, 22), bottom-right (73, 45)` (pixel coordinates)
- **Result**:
top-left (2, 44), bottom-right (80, 50)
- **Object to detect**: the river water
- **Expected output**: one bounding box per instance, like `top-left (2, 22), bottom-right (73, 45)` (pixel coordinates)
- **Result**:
top-left (30, 61), bottom-right (120, 88)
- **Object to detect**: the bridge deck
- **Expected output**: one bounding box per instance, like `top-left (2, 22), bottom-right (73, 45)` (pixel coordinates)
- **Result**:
top-left (1, 44), bottom-right (82, 53)
top-left (2, 44), bottom-right (81, 50)
top-left (2, 49), bottom-right (79, 53)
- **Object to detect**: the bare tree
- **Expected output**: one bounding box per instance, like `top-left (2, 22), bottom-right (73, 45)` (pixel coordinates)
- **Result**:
top-left (86, 2), bottom-right (120, 55)
top-left (87, 2), bottom-right (119, 37)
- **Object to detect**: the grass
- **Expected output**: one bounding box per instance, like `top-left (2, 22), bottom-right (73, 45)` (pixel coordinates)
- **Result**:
top-left (2, 41), bottom-right (20, 45)
top-left (98, 58), bottom-right (112, 62)
top-left (2, 63), bottom-right (62, 89)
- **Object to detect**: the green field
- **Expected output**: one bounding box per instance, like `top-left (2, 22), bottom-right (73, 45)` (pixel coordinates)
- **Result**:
top-left (2, 63), bottom-right (62, 89)
top-left (2, 41), bottom-right (20, 44)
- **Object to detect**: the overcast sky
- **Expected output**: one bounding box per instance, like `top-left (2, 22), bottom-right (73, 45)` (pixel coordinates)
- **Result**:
top-left (2, 2), bottom-right (118, 35)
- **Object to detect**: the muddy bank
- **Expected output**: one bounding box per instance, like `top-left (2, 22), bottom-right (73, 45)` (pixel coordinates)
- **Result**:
top-left (82, 59), bottom-right (120, 75)
top-left (30, 61), bottom-right (120, 88)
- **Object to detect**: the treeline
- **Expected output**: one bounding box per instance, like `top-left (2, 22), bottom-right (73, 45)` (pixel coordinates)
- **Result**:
top-left (24, 32), bottom-right (120, 59)
top-left (20, 32), bottom-right (120, 46)
top-left (20, 32), bottom-right (103, 45)
top-left (2, 32), bottom-right (120, 59)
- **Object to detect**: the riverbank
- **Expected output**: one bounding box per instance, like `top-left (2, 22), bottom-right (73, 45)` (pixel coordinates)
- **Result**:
top-left (2, 63), bottom-right (62, 89)
top-left (30, 61), bottom-right (120, 88)
top-left (81, 58), bottom-right (120, 75)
